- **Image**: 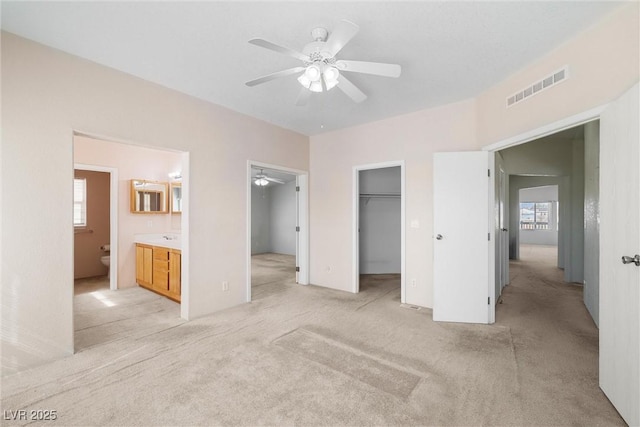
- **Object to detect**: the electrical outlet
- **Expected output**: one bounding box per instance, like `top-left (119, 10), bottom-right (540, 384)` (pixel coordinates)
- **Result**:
top-left (222, 281), bottom-right (229, 291)
top-left (411, 279), bottom-right (417, 288)
top-left (147, 220), bottom-right (153, 228)
top-left (326, 266), bottom-right (331, 272)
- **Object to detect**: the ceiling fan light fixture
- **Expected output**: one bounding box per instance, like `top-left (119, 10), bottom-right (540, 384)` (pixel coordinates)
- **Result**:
top-left (324, 66), bottom-right (339, 82)
top-left (246, 20), bottom-right (402, 105)
top-left (304, 64), bottom-right (322, 82)
top-left (324, 78), bottom-right (339, 91)
top-left (322, 65), bottom-right (340, 91)
top-left (255, 177), bottom-right (269, 186)
top-left (297, 73), bottom-right (311, 88)
top-left (309, 81), bottom-right (323, 93)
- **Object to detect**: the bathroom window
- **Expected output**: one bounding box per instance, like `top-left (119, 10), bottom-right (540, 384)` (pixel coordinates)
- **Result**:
top-left (74, 178), bottom-right (87, 227)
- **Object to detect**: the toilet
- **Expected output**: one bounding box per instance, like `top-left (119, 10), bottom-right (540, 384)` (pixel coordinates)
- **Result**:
top-left (100, 244), bottom-right (110, 278)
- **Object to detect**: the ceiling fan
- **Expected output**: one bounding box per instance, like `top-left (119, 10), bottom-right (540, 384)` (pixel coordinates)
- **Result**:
top-left (253, 169), bottom-right (284, 186)
top-left (245, 20), bottom-right (402, 105)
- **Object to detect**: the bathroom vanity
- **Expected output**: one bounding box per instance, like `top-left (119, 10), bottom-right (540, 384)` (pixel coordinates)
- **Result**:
top-left (135, 234), bottom-right (181, 302)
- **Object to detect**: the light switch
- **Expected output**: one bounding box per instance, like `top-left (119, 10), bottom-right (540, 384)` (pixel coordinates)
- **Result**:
top-left (410, 220), bottom-right (420, 229)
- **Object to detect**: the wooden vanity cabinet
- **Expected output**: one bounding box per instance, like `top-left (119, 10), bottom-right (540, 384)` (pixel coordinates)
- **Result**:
top-left (168, 251), bottom-right (181, 299)
top-left (152, 247), bottom-right (170, 293)
top-left (135, 243), bottom-right (181, 302)
top-left (135, 244), bottom-right (153, 288)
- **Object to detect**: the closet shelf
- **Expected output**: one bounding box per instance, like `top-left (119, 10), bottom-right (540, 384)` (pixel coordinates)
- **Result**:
top-left (360, 193), bottom-right (401, 205)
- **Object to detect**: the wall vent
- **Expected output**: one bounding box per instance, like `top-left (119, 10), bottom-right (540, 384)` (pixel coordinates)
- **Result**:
top-left (506, 66), bottom-right (569, 108)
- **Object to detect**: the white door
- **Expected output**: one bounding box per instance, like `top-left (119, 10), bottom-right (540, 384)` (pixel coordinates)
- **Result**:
top-left (296, 174), bottom-right (309, 285)
top-left (433, 151), bottom-right (493, 324)
top-left (295, 176), bottom-right (300, 284)
top-left (599, 83), bottom-right (640, 426)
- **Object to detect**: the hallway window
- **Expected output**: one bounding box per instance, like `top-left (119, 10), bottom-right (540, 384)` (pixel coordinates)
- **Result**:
top-left (74, 178), bottom-right (87, 227)
top-left (520, 202), bottom-right (550, 230)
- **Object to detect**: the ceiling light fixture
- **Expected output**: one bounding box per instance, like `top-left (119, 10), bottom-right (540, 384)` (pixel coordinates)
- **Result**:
top-left (309, 81), bottom-right (323, 93)
top-left (323, 65), bottom-right (339, 82)
top-left (305, 64), bottom-right (322, 82)
top-left (253, 168), bottom-right (285, 186)
top-left (297, 74), bottom-right (311, 89)
top-left (246, 20), bottom-right (402, 106)
top-left (298, 63), bottom-right (340, 93)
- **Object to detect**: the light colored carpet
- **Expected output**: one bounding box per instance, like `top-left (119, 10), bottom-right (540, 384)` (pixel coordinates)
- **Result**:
top-left (0, 248), bottom-right (623, 426)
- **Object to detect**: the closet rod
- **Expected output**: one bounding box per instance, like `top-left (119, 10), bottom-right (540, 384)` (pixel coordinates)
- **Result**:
top-left (359, 193), bottom-right (401, 198)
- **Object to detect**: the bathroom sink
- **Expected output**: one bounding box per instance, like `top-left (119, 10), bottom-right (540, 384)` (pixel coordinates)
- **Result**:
top-left (134, 233), bottom-right (181, 250)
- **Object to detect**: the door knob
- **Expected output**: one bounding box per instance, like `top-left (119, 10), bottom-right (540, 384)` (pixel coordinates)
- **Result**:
top-left (501, 228), bottom-right (508, 232)
top-left (436, 234), bottom-right (443, 240)
top-left (622, 254), bottom-right (640, 266)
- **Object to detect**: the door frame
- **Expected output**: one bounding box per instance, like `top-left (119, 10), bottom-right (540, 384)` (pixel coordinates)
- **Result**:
top-left (483, 105), bottom-right (606, 152)
top-left (73, 163), bottom-right (119, 291)
top-left (246, 160), bottom-right (309, 303)
top-left (352, 160), bottom-right (406, 303)
top-left (482, 104), bottom-right (607, 323)
top-left (481, 104), bottom-right (608, 270)
top-left (73, 130), bottom-right (191, 321)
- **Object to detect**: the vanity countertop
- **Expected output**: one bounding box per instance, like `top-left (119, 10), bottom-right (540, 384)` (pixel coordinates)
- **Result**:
top-left (134, 233), bottom-right (181, 250)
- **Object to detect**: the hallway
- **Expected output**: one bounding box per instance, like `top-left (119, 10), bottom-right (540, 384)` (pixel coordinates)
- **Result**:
top-left (494, 244), bottom-right (612, 423)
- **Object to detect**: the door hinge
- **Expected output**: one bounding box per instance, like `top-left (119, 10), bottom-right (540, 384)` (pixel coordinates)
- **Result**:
top-left (488, 297), bottom-right (490, 305)
top-left (488, 169), bottom-right (490, 177)
top-left (295, 266), bottom-right (300, 272)
top-left (488, 232), bottom-right (490, 241)
top-left (296, 226), bottom-right (300, 232)
top-left (296, 186), bottom-right (300, 192)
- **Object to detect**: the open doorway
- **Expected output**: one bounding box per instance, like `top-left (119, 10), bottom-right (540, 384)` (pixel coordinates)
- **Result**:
top-left (518, 185), bottom-right (559, 265)
top-left (247, 162), bottom-right (309, 302)
top-left (73, 167), bottom-right (115, 296)
top-left (73, 133), bottom-right (189, 352)
top-left (434, 86), bottom-right (637, 424)
top-left (250, 166), bottom-right (297, 300)
top-left (353, 162), bottom-right (405, 304)
top-left (495, 121), bottom-right (600, 325)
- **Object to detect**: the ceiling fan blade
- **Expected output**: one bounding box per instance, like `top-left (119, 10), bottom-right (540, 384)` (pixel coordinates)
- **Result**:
top-left (337, 75), bottom-right (367, 103)
top-left (245, 67), bottom-right (305, 87)
top-left (249, 38), bottom-right (309, 62)
top-left (265, 176), bottom-right (285, 184)
top-left (336, 60), bottom-right (401, 78)
top-left (325, 20), bottom-right (359, 56)
top-left (296, 88), bottom-right (311, 106)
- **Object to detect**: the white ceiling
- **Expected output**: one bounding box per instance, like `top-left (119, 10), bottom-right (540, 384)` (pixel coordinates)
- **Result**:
top-left (1, 1), bottom-right (622, 136)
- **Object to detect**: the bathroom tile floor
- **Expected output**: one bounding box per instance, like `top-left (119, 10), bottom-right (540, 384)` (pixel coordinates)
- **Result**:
top-left (74, 275), bottom-right (109, 295)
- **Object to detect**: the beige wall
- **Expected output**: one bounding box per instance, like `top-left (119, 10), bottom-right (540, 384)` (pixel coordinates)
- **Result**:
top-left (74, 135), bottom-right (182, 287)
top-left (2, 2), bottom-right (638, 375)
top-left (476, 3), bottom-right (639, 145)
top-left (1, 32), bottom-right (308, 375)
top-left (308, 2), bottom-right (638, 310)
top-left (73, 169), bottom-right (110, 279)
top-left (309, 99), bottom-right (478, 308)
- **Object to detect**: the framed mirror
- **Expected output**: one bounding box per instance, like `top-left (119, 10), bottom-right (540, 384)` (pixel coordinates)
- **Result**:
top-left (171, 183), bottom-right (182, 214)
top-left (130, 179), bottom-right (169, 213)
